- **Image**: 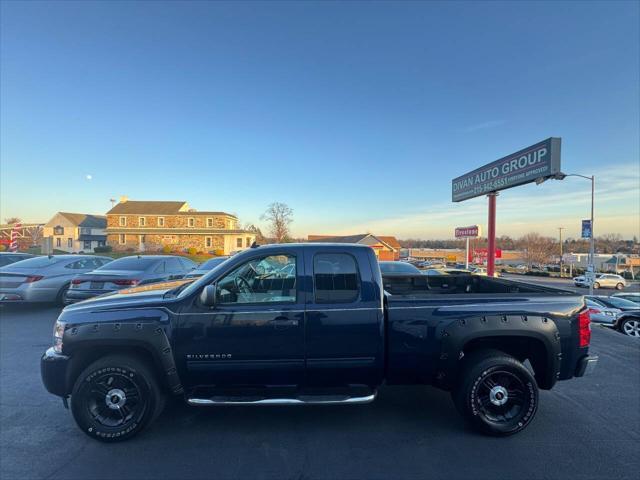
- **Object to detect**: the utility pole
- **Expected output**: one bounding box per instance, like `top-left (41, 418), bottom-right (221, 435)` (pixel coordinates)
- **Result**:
top-left (558, 227), bottom-right (564, 277)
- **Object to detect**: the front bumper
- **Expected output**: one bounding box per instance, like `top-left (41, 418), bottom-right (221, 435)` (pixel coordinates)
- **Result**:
top-left (41, 347), bottom-right (72, 397)
top-left (574, 355), bottom-right (598, 377)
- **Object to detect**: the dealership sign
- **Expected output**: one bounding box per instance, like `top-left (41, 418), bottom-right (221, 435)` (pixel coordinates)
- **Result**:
top-left (452, 138), bottom-right (562, 202)
top-left (455, 225), bottom-right (481, 238)
top-left (581, 219), bottom-right (592, 239)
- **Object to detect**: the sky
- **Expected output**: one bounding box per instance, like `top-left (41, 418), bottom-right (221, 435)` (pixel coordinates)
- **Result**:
top-left (1, 0), bottom-right (638, 240)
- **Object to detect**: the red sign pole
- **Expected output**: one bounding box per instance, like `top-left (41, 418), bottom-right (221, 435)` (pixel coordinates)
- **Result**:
top-left (487, 193), bottom-right (497, 276)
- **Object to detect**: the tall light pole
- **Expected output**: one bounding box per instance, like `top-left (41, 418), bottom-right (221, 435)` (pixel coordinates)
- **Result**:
top-left (554, 173), bottom-right (595, 294)
top-left (558, 227), bottom-right (564, 277)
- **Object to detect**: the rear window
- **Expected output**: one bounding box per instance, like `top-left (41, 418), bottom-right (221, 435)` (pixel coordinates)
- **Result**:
top-left (602, 297), bottom-right (638, 308)
top-left (314, 253), bottom-right (360, 303)
top-left (199, 257), bottom-right (229, 270)
top-left (4, 256), bottom-right (60, 268)
top-left (97, 257), bottom-right (158, 270)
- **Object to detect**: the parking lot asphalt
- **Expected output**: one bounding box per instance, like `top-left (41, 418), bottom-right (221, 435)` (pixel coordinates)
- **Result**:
top-left (1, 301), bottom-right (639, 480)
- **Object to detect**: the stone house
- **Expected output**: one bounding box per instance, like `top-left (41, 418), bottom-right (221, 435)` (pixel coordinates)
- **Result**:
top-left (105, 198), bottom-right (255, 255)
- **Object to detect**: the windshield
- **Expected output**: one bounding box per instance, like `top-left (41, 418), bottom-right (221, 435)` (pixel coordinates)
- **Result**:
top-left (3, 256), bottom-right (60, 268)
top-left (97, 257), bottom-right (157, 271)
top-left (379, 262), bottom-right (421, 274)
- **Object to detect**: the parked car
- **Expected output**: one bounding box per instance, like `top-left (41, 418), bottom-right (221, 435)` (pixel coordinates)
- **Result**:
top-left (185, 256), bottom-right (230, 278)
top-left (574, 273), bottom-right (626, 290)
top-left (65, 255), bottom-right (197, 303)
top-left (41, 243), bottom-right (597, 442)
top-left (586, 295), bottom-right (640, 337)
top-left (379, 261), bottom-right (422, 275)
top-left (0, 252), bottom-right (35, 267)
top-left (612, 292), bottom-right (640, 304)
top-left (0, 255), bottom-right (112, 304)
top-left (584, 297), bottom-right (622, 326)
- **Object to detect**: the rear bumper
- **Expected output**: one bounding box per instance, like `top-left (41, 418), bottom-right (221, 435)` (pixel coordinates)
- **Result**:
top-left (0, 287), bottom-right (56, 303)
top-left (574, 355), bottom-right (598, 377)
top-left (41, 347), bottom-right (71, 397)
top-left (64, 289), bottom-right (112, 304)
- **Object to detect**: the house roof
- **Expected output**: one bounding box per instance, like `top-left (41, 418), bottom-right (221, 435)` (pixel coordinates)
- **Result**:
top-left (107, 201), bottom-right (188, 215)
top-left (58, 212), bottom-right (107, 228)
top-left (310, 234), bottom-right (372, 244)
top-left (377, 236), bottom-right (401, 250)
top-left (106, 201), bottom-right (236, 217)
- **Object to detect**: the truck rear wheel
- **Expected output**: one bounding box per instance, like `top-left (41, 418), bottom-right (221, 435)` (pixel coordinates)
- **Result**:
top-left (70, 354), bottom-right (165, 442)
top-left (452, 350), bottom-right (538, 436)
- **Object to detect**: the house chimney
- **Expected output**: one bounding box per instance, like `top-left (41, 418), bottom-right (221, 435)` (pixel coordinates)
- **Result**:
top-left (119, 196), bottom-right (129, 203)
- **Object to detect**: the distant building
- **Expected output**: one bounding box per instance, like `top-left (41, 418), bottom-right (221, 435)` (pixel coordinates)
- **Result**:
top-left (105, 197), bottom-right (255, 255)
top-left (43, 212), bottom-right (107, 253)
top-left (308, 234), bottom-right (401, 261)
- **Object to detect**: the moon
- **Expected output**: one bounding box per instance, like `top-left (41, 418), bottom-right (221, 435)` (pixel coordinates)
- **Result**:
top-left (85, 174), bottom-right (92, 180)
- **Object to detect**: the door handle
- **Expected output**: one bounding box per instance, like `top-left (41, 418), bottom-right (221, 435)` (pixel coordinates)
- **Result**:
top-left (270, 317), bottom-right (299, 329)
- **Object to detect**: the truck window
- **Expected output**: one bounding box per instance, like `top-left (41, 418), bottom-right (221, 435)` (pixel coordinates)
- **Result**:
top-left (313, 253), bottom-right (359, 303)
top-left (217, 254), bottom-right (297, 304)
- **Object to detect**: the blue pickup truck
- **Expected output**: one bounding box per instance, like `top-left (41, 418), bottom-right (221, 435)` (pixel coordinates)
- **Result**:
top-left (41, 243), bottom-right (597, 441)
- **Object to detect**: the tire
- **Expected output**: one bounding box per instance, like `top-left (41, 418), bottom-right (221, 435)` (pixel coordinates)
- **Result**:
top-left (619, 317), bottom-right (640, 338)
top-left (593, 282), bottom-right (600, 289)
top-left (70, 354), bottom-right (165, 442)
top-left (452, 349), bottom-right (538, 436)
top-left (616, 283), bottom-right (624, 291)
top-left (56, 283), bottom-right (70, 306)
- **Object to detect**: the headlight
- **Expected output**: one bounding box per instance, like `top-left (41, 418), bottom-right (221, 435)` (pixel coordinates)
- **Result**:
top-left (605, 311), bottom-right (614, 316)
top-left (53, 320), bottom-right (66, 353)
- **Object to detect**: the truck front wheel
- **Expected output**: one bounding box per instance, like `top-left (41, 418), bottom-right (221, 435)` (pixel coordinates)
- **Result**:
top-left (70, 354), bottom-right (165, 442)
top-left (452, 350), bottom-right (538, 436)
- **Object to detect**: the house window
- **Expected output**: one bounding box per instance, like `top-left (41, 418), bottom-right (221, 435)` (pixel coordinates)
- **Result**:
top-left (207, 218), bottom-right (213, 227)
top-left (80, 227), bottom-right (91, 235)
top-left (188, 218), bottom-right (195, 227)
top-left (246, 237), bottom-right (251, 247)
top-left (236, 238), bottom-right (243, 248)
top-left (84, 240), bottom-right (91, 250)
top-left (53, 226), bottom-right (64, 235)
top-left (119, 216), bottom-right (127, 226)
top-left (119, 234), bottom-right (126, 245)
top-left (139, 235), bottom-right (146, 243)
top-left (158, 217), bottom-right (165, 227)
top-left (205, 237), bottom-right (212, 248)
top-left (98, 240), bottom-right (105, 247)
top-left (139, 217), bottom-right (146, 227)
top-left (56, 238), bottom-right (61, 247)
top-left (67, 238), bottom-right (73, 248)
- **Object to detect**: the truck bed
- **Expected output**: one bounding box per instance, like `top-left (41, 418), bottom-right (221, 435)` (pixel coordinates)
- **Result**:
top-left (383, 275), bottom-right (585, 387)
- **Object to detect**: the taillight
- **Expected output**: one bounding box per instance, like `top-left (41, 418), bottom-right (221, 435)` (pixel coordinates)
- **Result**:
top-left (578, 309), bottom-right (591, 348)
top-left (71, 279), bottom-right (85, 285)
top-left (588, 308), bottom-right (601, 315)
top-left (113, 279), bottom-right (139, 286)
top-left (24, 275), bottom-right (43, 283)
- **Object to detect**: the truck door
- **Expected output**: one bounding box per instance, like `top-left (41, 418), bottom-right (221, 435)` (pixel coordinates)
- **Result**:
top-left (175, 251), bottom-right (305, 387)
top-left (304, 248), bottom-right (385, 387)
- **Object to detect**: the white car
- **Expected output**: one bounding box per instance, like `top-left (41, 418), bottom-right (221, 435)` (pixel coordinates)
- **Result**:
top-left (574, 273), bottom-right (626, 290)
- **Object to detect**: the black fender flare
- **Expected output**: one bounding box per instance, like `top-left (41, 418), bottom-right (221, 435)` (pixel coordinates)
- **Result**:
top-left (437, 313), bottom-right (561, 389)
top-left (62, 319), bottom-right (183, 395)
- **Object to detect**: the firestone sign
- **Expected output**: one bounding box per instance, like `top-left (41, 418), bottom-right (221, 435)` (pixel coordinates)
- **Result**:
top-left (455, 225), bottom-right (480, 238)
top-left (452, 138), bottom-right (562, 202)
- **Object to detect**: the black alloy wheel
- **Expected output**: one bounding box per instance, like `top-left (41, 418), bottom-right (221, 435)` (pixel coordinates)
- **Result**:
top-left (70, 355), bottom-right (165, 442)
top-left (453, 349), bottom-right (538, 436)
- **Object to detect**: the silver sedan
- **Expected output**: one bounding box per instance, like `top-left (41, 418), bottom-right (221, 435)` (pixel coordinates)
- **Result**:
top-left (585, 298), bottom-right (621, 326)
top-left (0, 255), bottom-right (112, 304)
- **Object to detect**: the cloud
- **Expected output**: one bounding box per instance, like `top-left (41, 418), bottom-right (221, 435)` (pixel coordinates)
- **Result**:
top-left (461, 120), bottom-right (505, 133)
top-left (334, 162), bottom-right (640, 239)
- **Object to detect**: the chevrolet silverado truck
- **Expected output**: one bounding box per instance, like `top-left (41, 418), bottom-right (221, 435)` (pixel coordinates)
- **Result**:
top-left (41, 243), bottom-right (598, 442)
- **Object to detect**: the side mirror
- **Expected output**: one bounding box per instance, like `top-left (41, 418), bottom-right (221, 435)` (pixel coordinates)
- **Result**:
top-left (199, 284), bottom-right (217, 307)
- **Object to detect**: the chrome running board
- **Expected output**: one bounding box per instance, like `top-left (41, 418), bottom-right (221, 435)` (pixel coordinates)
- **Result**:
top-left (187, 392), bottom-right (377, 406)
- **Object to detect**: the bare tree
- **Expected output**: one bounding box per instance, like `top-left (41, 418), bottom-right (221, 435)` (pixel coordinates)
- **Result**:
top-left (4, 217), bottom-right (21, 225)
top-left (244, 223), bottom-right (266, 244)
top-left (260, 202), bottom-right (293, 243)
top-left (517, 232), bottom-right (556, 267)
